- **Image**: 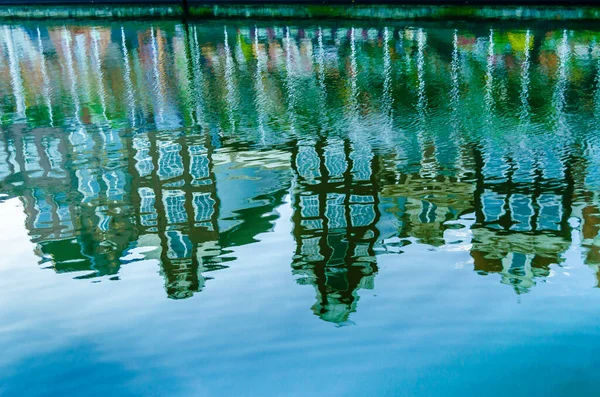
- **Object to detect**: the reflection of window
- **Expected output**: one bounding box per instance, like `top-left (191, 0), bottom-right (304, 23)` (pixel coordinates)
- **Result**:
top-left (510, 194), bottom-right (533, 231)
top-left (296, 145), bottom-right (320, 180)
top-left (56, 203), bottom-right (71, 224)
top-left (300, 236), bottom-right (324, 262)
top-left (300, 194), bottom-right (319, 218)
top-left (418, 200), bottom-right (436, 224)
top-left (482, 190), bottom-right (505, 225)
top-left (138, 187), bottom-right (157, 227)
top-left (192, 192), bottom-right (215, 222)
top-left (101, 129), bottom-right (123, 152)
top-left (354, 243), bottom-right (370, 259)
top-left (512, 153), bottom-right (535, 184)
top-left (163, 189), bottom-right (187, 224)
top-left (324, 140), bottom-right (347, 178)
top-left (76, 169), bottom-right (100, 204)
top-left (166, 230), bottom-right (192, 259)
top-left (350, 195), bottom-right (373, 204)
top-left (96, 206), bottom-right (111, 233)
top-left (326, 193), bottom-right (346, 229)
top-left (69, 128), bottom-right (94, 152)
top-left (351, 204), bottom-right (375, 227)
top-left (138, 188), bottom-right (156, 214)
top-left (538, 194), bottom-right (562, 231)
top-left (301, 219), bottom-right (323, 231)
top-left (0, 141), bottom-right (10, 180)
top-left (350, 147), bottom-right (372, 181)
top-left (23, 137), bottom-right (42, 175)
top-left (158, 142), bottom-right (184, 180)
top-left (103, 170), bottom-right (126, 202)
top-left (54, 193), bottom-right (73, 236)
top-left (33, 188), bottom-right (52, 229)
top-left (140, 214), bottom-right (157, 227)
top-left (501, 252), bottom-right (533, 285)
top-left (43, 137), bottom-right (65, 177)
top-left (189, 145), bottom-right (209, 181)
top-left (134, 135), bottom-right (154, 177)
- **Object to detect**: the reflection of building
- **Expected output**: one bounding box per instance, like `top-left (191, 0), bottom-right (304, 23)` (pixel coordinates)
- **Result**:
top-left (381, 174), bottom-right (474, 246)
top-left (467, 145), bottom-right (576, 294)
top-left (131, 130), bottom-right (222, 299)
top-left (131, 133), bottom-right (291, 298)
top-left (290, 137), bottom-right (381, 323)
top-left (0, 123), bottom-right (137, 278)
top-left (2, 21), bottom-right (600, 320)
top-left (0, 122), bottom-right (291, 298)
top-left (470, 229), bottom-right (569, 293)
top-left (580, 200), bottom-right (600, 285)
top-left (0, 23), bottom-right (296, 299)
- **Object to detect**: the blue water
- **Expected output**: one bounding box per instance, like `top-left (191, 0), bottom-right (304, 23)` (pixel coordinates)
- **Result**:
top-left (0, 19), bottom-right (600, 396)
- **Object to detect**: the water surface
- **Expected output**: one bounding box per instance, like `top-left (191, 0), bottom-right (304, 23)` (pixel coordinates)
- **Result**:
top-left (1, 18), bottom-right (600, 396)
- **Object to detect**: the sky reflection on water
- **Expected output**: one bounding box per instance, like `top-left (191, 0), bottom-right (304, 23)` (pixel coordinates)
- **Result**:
top-left (1, 19), bottom-right (600, 396)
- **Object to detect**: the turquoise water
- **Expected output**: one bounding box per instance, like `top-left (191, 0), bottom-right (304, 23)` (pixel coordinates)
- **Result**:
top-left (1, 19), bottom-right (600, 396)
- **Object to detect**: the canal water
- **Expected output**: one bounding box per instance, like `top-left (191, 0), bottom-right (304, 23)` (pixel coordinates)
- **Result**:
top-left (1, 18), bottom-right (600, 396)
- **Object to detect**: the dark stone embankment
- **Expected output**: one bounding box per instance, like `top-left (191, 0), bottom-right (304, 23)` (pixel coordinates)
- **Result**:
top-left (1, 2), bottom-right (599, 20)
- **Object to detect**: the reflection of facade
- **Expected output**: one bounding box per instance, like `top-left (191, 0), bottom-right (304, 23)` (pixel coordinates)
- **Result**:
top-left (381, 140), bottom-right (580, 294)
top-left (468, 146), bottom-right (576, 293)
top-left (131, 130), bottom-right (222, 299)
top-left (0, 120), bottom-right (292, 298)
top-left (2, 22), bottom-right (600, 322)
top-left (0, 122), bottom-right (290, 299)
top-left (381, 174), bottom-right (474, 246)
top-left (290, 137), bottom-right (381, 323)
top-left (0, 124), bottom-right (136, 278)
top-left (580, 199), bottom-right (600, 285)
top-left (0, 24), bottom-right (295, 299)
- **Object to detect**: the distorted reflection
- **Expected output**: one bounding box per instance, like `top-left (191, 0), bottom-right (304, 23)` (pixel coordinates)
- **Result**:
top-left (1, 22), bottom-right (600, 322)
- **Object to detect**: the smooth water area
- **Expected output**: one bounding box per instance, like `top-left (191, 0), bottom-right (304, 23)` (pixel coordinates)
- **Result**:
top-left (1, 18), bottom-right (600, 396)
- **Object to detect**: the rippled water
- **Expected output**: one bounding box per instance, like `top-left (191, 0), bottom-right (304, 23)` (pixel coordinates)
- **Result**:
top-left (2, 18), bottom-right (600, 396)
